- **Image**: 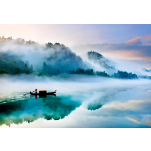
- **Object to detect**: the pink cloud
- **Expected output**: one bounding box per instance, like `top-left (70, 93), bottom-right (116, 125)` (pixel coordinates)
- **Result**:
top-left (126, 35), bottom-right (151, 45)
top-left (103, 49), bottom-right (151, 61)
top-left (126, 37), bottom-right (142, 45)
top-left (142, 35), bottom-right (151, 40)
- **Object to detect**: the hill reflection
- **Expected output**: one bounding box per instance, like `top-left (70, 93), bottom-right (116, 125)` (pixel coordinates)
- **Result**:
top-left (0, 94), bottom-right (81, 127)
top-left (87, 88), bottom-right (131, 110)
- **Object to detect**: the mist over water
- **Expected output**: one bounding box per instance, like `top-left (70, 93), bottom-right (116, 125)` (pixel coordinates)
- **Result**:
top-left (0, 75), bottom-right (151, 128)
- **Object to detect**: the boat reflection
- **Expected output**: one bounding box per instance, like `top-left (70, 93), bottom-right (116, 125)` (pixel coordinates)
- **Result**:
top-left (0, 94), bottom-right (81, 127)
top-left (30, 93), bottom-right (56, 100)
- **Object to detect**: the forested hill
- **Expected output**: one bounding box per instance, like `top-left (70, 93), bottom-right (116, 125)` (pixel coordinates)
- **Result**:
top-left (0, 36), bottom-right (150, 79)
top-left (0, 36), bottom-right (88, 75)
top-left (87, 51), bottom-right (115, 70)
top-left (0, 52), bottom-right (33, 74)
top-left (44, 43), bottom-right (88, 73)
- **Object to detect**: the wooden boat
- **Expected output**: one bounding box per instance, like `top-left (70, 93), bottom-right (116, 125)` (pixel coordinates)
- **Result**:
top-left (30, 90), bottom-right (56, 96)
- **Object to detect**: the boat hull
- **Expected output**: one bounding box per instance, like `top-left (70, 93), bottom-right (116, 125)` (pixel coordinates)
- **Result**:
top-left (30, 91), bottom-right (56, 95)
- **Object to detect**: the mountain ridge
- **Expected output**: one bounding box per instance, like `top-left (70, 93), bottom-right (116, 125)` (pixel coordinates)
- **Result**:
top-left (0, 36), bottom-right (150, 79)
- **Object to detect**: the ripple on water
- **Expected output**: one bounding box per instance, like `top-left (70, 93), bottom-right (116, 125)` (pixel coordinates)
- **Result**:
top-left (0, 92), bottom-right (29, 104)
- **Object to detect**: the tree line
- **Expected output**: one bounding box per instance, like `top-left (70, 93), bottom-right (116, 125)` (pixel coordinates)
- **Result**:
top-left (70, 68), bottom-right (138, 79)
top-left (0, 53), bottom-right (33, 75)
top-left (0, 36), bottom-right (149, 79)
top-left (0, 52), bottom-right (139, 79)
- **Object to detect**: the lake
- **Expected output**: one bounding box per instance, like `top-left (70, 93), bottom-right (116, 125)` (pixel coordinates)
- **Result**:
top-left (0, 75), bottom-right (151, 128)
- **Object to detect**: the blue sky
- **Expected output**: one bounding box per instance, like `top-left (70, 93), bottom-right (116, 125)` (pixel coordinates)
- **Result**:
top-left (0, 24), bottom-right (151, 46)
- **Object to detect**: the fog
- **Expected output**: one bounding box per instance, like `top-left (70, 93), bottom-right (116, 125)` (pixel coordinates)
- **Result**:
top-left (1, 42), bottom-right (46, 68)
top-left (0, 75), bottom-right (151, 127)
top-left (81, 52), bottom-right (117, 74)
top-left (1, 39), bottom-right (150, 76)
top-left (0, 40), bottom-right (88, 73)
top-left (0, 75), bottom-right (151, 106)
top-left (113, 59), bottom-right (151, 76)
top-left (71, 44), bottom-right (151, 76)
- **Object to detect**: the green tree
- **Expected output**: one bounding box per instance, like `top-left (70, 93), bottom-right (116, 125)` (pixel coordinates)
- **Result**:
top-left (30, 64), bottom-right (33, 73)
top-left (96, 71), bottom-right (109, 77)
top-left (57, 69), bottom-right (60, 74)
top-left (54, 42), bottom-right (61, 46)
top-left (14, 67), bottom-right (21, 74)
top-left (43, 62), bottom-right (48, 73)
top-left (38, 72), bottom-right (43, 76)
top-left (46, 42), bottom-right (53, 48)
top-left (0, 69), bottom-right (7, 74)
top-left (26, 69), bottom-right (30, 74)
top-left (85, 69), bottom-right (94, 75)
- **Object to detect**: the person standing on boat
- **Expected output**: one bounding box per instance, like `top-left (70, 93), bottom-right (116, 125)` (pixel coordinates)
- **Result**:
top-left (35, 89), bottom-right (37, 94)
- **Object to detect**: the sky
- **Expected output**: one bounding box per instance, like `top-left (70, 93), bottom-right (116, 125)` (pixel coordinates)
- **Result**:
top-left (0, 24), bottom-right (151, 69)
top-left (0, 24), bottom-right (151, 46)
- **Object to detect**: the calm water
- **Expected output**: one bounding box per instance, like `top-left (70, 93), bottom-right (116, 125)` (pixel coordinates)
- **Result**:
top-left (0, 76), bottom-right (151, 128)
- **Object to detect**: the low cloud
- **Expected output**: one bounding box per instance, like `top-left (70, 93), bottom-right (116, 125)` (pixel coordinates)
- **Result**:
top-left (126, 37), bottom-right (142, 45)
top-left (126, 35), bottom-right (151, 45)
top-left (148, 41), bottom-right (151, 44)
top-left (71, 37), bottom-right (151, 70)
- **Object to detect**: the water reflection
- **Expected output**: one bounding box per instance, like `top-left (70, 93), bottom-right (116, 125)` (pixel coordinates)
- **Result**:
top-left (30, 94), bottom-right (56, 100)
top-left (0, 94), bottom-right (81, 127)
top-left (87, 88), bottom-right (131, 110)
top-left (0, 78), bottom-right (151, 128)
